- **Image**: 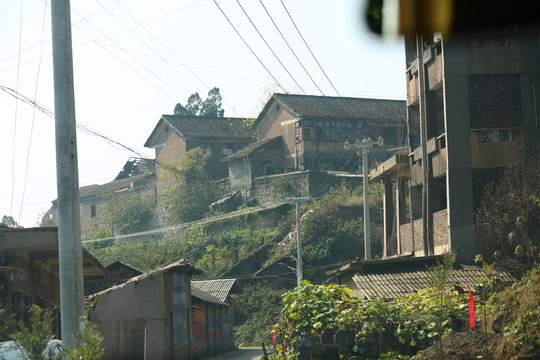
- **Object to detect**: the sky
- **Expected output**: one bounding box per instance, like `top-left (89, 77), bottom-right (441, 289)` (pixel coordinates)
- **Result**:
top-left (0, 0), bottom-right (406, 227)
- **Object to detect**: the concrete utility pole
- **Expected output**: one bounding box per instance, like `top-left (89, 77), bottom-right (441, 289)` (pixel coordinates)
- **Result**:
top-left (345, 137), bottom-right (384, 260)
top-left (295, 200), bottom-right (303, 286)
top-left (416, 33), bottom-right (433, 256)
top-left (51, 0), bottom-right (85, 348)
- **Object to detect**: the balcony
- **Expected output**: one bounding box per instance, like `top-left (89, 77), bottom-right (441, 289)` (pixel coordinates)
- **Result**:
top-left (406, 40), bottom-right (443, 105)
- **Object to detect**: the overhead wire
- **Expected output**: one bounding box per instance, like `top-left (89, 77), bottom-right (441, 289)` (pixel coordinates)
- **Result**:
top-left (113, 1), bottom-right (241, 117)
top-left (212, 0), bottom-right (288, 94)
top-left (95, 0), bottom-right (208, 107)
top-left (234, 0), bottom-right (306, 95)
top-left (69, 7), bottom-right (188, 103)
top-left (278, 0), bottom-right (341, 96)
top-left (19, 0), bottom-right (48, 225)
top-left (10, 0), bottom-right (25, 217)
top-left (257, 0), bottom-right (325, 96)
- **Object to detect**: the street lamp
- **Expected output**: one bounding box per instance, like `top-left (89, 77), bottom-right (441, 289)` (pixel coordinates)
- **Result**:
top-left (344, 136), bottom-right (384, 260)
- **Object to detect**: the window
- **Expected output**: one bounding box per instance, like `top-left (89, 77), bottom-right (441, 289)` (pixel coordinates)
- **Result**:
top-left (478, 129), bottom-right (514, 143)
top-left (91, 205), bottom-right (96, 218)
top-left (202, 147), bottom-right (212, 159)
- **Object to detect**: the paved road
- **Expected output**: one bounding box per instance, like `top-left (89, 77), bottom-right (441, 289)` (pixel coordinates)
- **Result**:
top-left (202, 347), bottom-right (264, 360)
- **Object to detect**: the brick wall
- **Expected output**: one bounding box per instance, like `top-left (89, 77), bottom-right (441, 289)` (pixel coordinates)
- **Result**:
top-left (433, 208), bottom-right (449, 254)
top-left (257, 103), bottom-right (297, 167)
top-left (399, 218), bottom-right (425, 255)
top-left (155, 131), bottom-right (186, 195)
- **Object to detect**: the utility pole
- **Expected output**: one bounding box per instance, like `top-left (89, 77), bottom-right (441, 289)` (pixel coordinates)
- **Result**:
top-left (295, 200), bottom-right (303, 286)
top-left (416, 33), bottom-right (433, 256)
top-left (345, 137), bottom-right (384, 260)
top-left (51, 0), bottom-right (85, 348)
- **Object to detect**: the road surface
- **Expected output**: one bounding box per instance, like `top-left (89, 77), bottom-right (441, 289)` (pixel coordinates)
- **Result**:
top-left (202, 347), bottom-right (264, 360)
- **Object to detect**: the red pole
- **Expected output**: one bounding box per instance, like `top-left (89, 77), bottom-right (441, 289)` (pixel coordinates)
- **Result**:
top-left (467, 284), bottom-right (475, 328)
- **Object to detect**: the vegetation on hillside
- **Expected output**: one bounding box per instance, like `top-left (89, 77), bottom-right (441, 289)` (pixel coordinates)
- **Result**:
top-left (473, 146), bottom-right (540, 274)
top-left (160, 147), bottom-right (225, 224)
top-left (267, 260), bottom-right (539, 360)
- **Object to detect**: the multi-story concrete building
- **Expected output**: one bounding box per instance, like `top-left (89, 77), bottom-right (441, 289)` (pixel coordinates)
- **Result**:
top-left (372, 25), bottom-right (540, 263)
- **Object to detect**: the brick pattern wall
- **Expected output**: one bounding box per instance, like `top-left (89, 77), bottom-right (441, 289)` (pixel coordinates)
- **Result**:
top-left (155, 131), bottom-right (186, 195)
top-left (399, 218), bottom-right (425, 255)
top-left (399, 210), bottom-right (448, 256)
top-left (433, 208), bottom-right (450, 254)
top-left (469, 74), bottom-right (521, 129)
top-left (257, 103), bottom-right (297, 168)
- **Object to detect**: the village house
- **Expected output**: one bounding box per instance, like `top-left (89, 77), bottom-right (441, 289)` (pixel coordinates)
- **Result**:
top-left (369, 25), bottom-right (540, 264)
top-left (0, 227), bottom-right (106, 334)
top-left (144, 115), bottom-right (255, 195)
top-left (42, 157), bottom-right (156, 239)
top-left (225, 94), bottom-right (406, 200)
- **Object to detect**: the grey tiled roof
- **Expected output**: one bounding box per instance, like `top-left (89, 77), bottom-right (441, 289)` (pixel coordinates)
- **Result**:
top-left (191, 287), bottom-right (228, 306)
top-left (77, 173), bottom-right (153, 199)
top-left (95, 259), bottom-right (201, 295)
top-left (163, 115), bottom-right (255, 139)
top-left (191, 279), bottom-right (240, 302)
top-left (260, 94), bottom-right (405, 124)
top-left (223, 136), bottom-right (283, 161)
top-left (352, 264), bottom-right (515, 300)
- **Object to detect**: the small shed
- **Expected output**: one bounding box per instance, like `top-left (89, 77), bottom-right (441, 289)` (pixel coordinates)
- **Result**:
top-left (88, 260), bottom-right (201, 360)
top-left (191, 279), bottom-right (241, 355)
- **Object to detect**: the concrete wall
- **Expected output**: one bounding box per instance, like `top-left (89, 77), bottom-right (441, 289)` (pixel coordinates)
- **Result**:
top-left (90, 271), bottom-right (193, 360)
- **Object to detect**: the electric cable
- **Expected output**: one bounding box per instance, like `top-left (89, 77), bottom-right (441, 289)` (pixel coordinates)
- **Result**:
top-left (212, 0), bottom-right (288, 93)
top-left (19, 0), bottom-right (48, 225)
top-left (279, 0), bottom-right (341, 96)
top-left (257, 0), bottom-right (325, 96)
top-left (235, 0), bottom-right (306, 94)
top-left (10, 0), bottom-right (24, 217)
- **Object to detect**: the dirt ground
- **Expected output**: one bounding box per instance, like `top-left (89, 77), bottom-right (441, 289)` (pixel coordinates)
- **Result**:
top-left (412, 331), bottom-right (501, 359)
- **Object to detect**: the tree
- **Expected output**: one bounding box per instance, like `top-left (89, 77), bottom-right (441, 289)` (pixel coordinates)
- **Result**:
top-left (104, 192), bottom-right (154, 235)
top-left (11, 305), bottom-right (55, 360)
top-left (174, 87), bottom-right (224, 117)
top-left (473, 146), bottom-right (540, 272)
top-left (1, 215), bottom-right (17, 226)
top-left (161, 148), bottom-right (224, 224)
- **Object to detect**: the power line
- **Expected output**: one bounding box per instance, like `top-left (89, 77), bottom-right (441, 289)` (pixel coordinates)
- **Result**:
top-left (19, 0), bottom-right (48, 224)
top-left (235, 0), bottom-right (306, 94)
top-left (212, 0), bottom-right (288, 93)
top-left (257, 0), bottom-right (325, 96)
top-left (279, 0), bottom-right (341, 96)
top-left (113, 1), bottom-right (241, 117)
top-left (69, 7), bottom-right (188, 103)
top-left (10, 0), bottom-right (25, 217)
top-left (96, 1), bottom-right (204, 102)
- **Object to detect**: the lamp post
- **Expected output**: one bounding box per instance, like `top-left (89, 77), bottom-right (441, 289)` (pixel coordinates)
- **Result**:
top-left (344, 136), bottom-right (384, 260)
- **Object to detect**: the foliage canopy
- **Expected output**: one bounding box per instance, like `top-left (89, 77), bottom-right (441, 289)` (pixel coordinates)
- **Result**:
top-left (174, 87), bottom-right (224, 117)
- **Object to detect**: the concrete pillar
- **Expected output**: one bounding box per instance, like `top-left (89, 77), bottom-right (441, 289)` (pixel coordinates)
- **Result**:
top-left (382, 179), bottom-right (394, 257)
top-left (442, 35), bottom-right (475, 263)
top-left (396, 180), bottom-right (406, 254)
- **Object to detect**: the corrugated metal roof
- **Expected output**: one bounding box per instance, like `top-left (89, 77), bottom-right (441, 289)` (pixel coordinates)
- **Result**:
top-left (352, 264), bottom-right (515, 299)
top-left (191, 279), bottom-right (240, 302)
top-left (191, 287), bottom-right (228, 306)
